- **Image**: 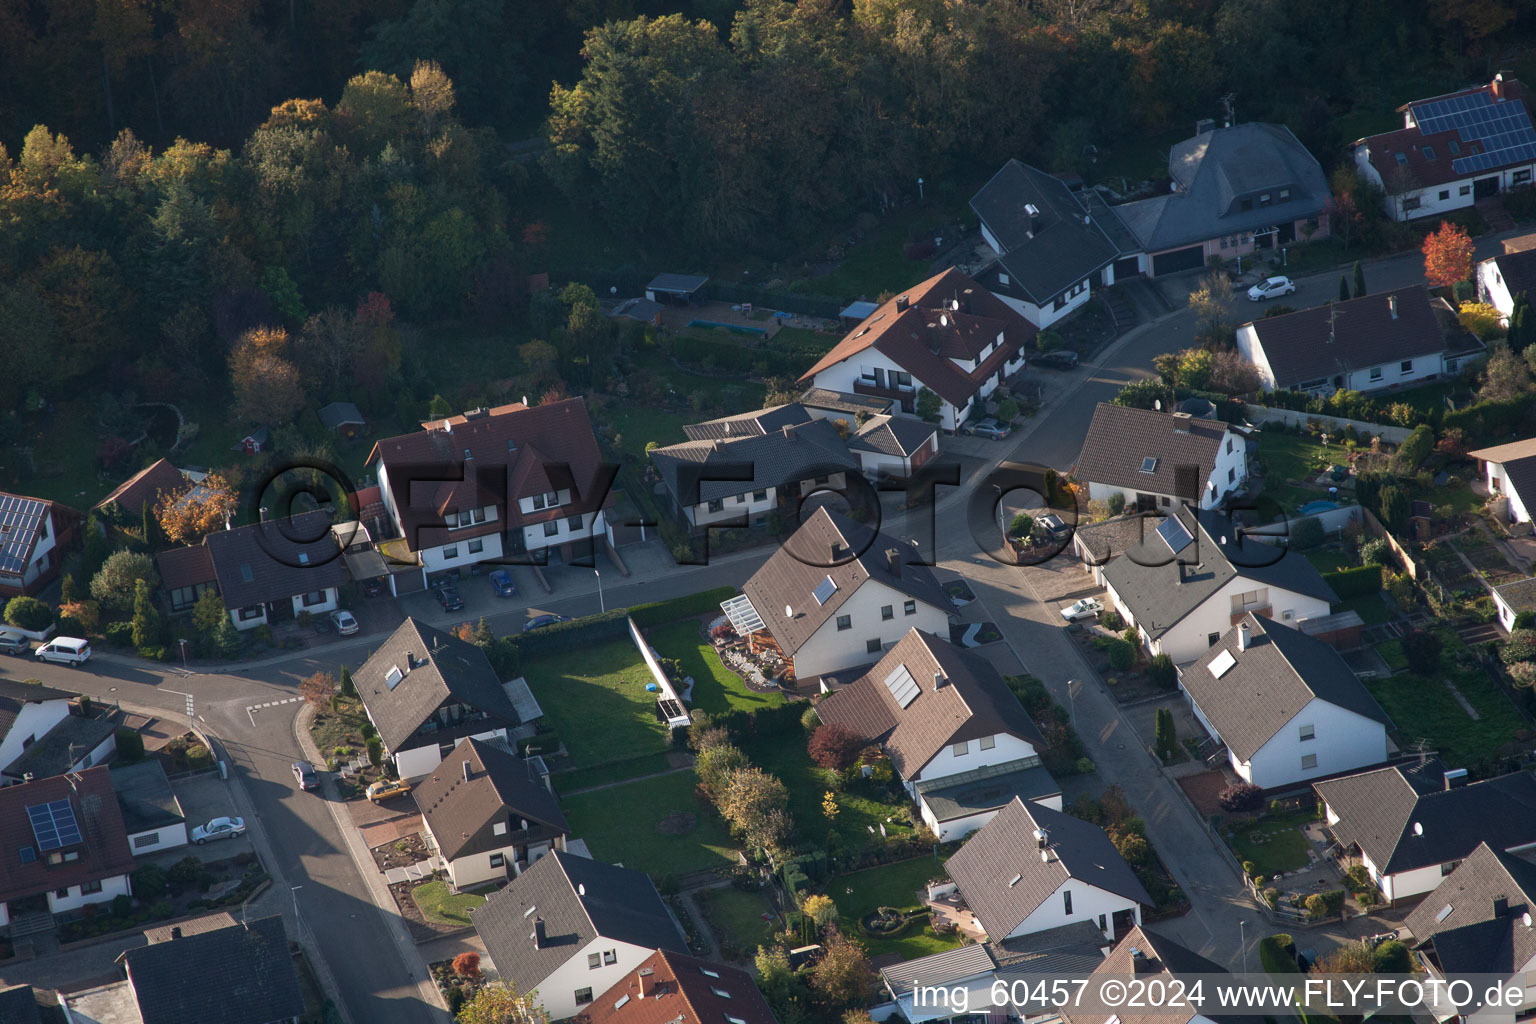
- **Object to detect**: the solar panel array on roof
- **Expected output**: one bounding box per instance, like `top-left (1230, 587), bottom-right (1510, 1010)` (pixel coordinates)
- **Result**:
top-left (884, 664), bottom-right (921, 709)
top-left (0, 493), bottom-right (48, 575)
top-left (1410, 92), bottom-right (1536, 175)
top-left (812, 575), bottom-right (838, 605)
top-left (1156, 516), bottom-right (1192, 554)
top-left (27, 798), bottom-right (83, 851)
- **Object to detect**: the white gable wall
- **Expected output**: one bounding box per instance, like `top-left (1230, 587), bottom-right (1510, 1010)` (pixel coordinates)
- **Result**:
top-left (791, 580), bottom-right (950, 679)
top-left (1485, 460), bottom-right (1534, 524)
top-left (1235, 697), bottom-right (1389, 789)
top-left (391, 727), bottom-right (509, 781)
top-left (908, 733), bottom-right (1040, 789)
top-left (992, 282), bottom-right (1091, 330)
top-left (1136, 576), bottom-right (1332, 664)
top-left (1477, 257), bottom-right (1519, 318)
top-left (921, 792), bottom-right (1063, 843)
top-left (525, 937), bottom-right (659, 1021)
top-left (0, 700), bottom-right (72, 776)
top-left (1000, 878), bottom-right (1141, 942)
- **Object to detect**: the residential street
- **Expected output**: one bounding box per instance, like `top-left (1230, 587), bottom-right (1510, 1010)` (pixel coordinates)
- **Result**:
top-left (1, 234), bottom-right (1508, 1008)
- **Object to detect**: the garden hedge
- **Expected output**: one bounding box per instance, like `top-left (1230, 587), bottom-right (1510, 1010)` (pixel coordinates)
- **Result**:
top-left (490, 585), bottom-right (741, 668)
top-left (1322, 564), bottom-right (1383, 600)
top-left (629, 586), bottom-right (739, 628)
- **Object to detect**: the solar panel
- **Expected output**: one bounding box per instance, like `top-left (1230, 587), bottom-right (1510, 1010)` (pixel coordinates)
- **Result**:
top-left (812, 575), bottom-right (838, 606)
top-left (1407, 93), bottom-right (1536, 176)
top-left (1156, 516), bottom-right (1192, 554)
top-left (1209, 649), bottom-right (1237, 679)
top-left (883, 665), bottom-right (920, 709)
top-left (27, 799), bottom-right (82, 852)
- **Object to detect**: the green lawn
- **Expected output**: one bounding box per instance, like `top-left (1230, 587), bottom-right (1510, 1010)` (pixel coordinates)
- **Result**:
top-left (646, 620), bottom-right (784, 716)
top-left (770, 326), bottom-right (839, 354)
top-left (1339, 592), bottom-right (1392, 626)
top-left (830, 857), bottom-right (961, 959)
top-left (1257, 433), bottom-right (1341, 513)
top-left (1304, 548), bottom-right (1355, 574)
top-left (551, 752), bottom-right (673, 795)
top-left (742, 734), bottom-right (912, 854)
top-left (561, 770), bottom-right (738, 877)
top-left (786, 215), bottom-right (936, 303)
top-left (699, 887), bottom-right (776, 952)
top-left (1225, 811), bottom-right (1319, 879)
top-left (411, 880), bottom-right (487, 927)
top-left (1365, 653), bottom-right (1527, 768)
top-left (523, 639), bottom-right (671, 771)
top-left (1376, 639), bottom-right (1409, 673)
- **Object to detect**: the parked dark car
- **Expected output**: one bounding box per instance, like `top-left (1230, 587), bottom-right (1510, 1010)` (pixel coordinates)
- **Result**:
top-left (428, 573), bottom-right (456, 591)
top-left (1032, 350), bottom-right (1080, 369)
top-left (437, 587), bottom-right (465, 612)
top-left (522, 613), bottom-right (571, 632)
top-left (489, 570), bottom-right (517, 597)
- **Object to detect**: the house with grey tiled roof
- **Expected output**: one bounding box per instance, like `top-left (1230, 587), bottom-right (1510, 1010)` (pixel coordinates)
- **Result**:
top-left (473, 850), bottom-right (685, 1021)
top-left (353, 618), bottom-right (521, 779)
top-left (1060, 927), bottom-right (1260, 1024)
top-left (1404, 842), bottom-right (1536, 998)
top-left (1074, 403), bottom-right (1248, 514)
top-left (0, 679), bottom-right (77, 781)
top-left (414, 737), bottom-right (568, 889)
top-left (723, 508), bottom-right (956, 684)
top-left (1101, 505), bottom-right (1337, 664)
top-left (848, 414), bottom-right (939, 482)
top-left (1315, 763), bottom-right (1536, 903)
top-left (649, 417), bottom-right (857, 530)
top-left (817, 629), bottom-right (1057, 841)
top-left (120, 915), bottom-right (303, 1024)
top-left (1178, 615), bottom-right (1390, 789)
top-left (945, 797), bottom-right (1150, 943)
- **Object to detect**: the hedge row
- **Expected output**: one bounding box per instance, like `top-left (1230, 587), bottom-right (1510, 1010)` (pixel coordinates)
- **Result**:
top-left (1322, 564), bottom-right (1384, 600)
top-left (708, 701), bottom-right (806, 739)
top-left (489, 586), bottom-right (741, 669)
top-left (630, 586), bottom-right (739, 628)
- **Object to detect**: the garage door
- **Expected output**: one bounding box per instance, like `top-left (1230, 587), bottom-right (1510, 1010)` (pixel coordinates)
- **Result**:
top-left (1113, 256), bottom-right (1141, 280)
top-left (1151, 245), bottom-right (1205, 276)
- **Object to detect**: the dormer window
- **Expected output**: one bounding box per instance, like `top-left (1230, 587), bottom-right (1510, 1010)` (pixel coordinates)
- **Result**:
top-left (1259, 193), bottom-right (1272, 207)
top-left (1279, 188), bottom-right (1291, 200)
top-left (1422, 146), bottom-right (1436, 161)
top-left (1394, 152), bottom-right (1408, 166)
top-left (1448, 139), bottom-right (1461, 155)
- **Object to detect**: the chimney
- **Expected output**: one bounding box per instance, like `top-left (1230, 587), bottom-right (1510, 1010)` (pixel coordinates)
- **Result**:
top-left (1172, 411), bottom-right (1192, 432)
top-left (1176, 562), bottom-right (1186, 584)
top-left (1494, 895), bottom-right (1510, 918)
top-left (170, 926), bottom-right (182, 940)
top-left (933, 671), bottom-right (945, 690)
top-left (830, 543), bottom-right (840, 563)
top-left (895, 294), bottom-right (910, 312)
top-left (638, 967), bottom-right (654, 997)
top-left (462, 760), bottom-right (473, 782)
top-left (1388, 294), bottom-right (1398, 319)
top-left (1493, 73), bottom-right (1506, 100)
top-left (1196, 118), bottom-right (1215, 136)
top-left (1238, 622), bottom-right (1251, 652)
top-left (1444, 768), bottom-right (1469, 790)
top-left (783, 424), bottom-right (797, 441)
top-left (1130, 947), bottom-right (1152, 973)
top-left (1025, 203), bottom-right (1042, 236)
top-left (532, 916), bottom-right (546, 948)
top-left (886, 547), bottom-right (902, 578)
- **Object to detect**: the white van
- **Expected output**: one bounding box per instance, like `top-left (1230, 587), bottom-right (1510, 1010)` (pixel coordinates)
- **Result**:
top-left (34, 637), bottom-right (91, 666)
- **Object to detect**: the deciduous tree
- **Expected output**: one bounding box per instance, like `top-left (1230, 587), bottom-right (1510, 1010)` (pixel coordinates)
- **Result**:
top-left (456, 982), bottom-right (550, 1024)
top-left (300, 671), bottom-right (338, 709)
top-left (91, 551), bottom-right (159, 611)
top-left (1477, 345), bottom-right (1533, 403)
top-left (808, 724), bottom-right (863, 769)
top-left (809, 934), bottom-right (874, 1009)
top-left (230, 327), bottom-right (306, 425)
top-left (1422, 220), bottom-right (1475, 289)
top-left (157, 472), bottom-right (237, 544)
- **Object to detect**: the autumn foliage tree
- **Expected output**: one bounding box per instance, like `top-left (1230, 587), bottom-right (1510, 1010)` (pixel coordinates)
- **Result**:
top-left (452, 952), bottom-right (481, 979)
top-left (808, 724), bottom-right (864, 770)
top-left (156, 472), bottom-right (237, 544)
top-left (809, 934), bottom-right (874, 1009)
top-left (1422, 220), bottom-right (1476, 289)
top-left (299, 671), bottom-right (338, 709)
top-left (229, 326), bottom-right (305, 425)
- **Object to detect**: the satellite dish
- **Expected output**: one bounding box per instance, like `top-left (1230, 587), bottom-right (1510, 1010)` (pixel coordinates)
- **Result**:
top-left (950, 299), bottom-right (960, 311)
top-left (578, 883), bottom-right (586, 896)
top-left (785, 605), bottom-right (794, 617)
top-left (1524, 912), bottom-right (1533, 928)
top-left (1154, 399), bottom-right (1162, 411)
top-left (939, 314), bottom-right (949, 327)
top-left (1413, 822), bottom-right (1424, 836)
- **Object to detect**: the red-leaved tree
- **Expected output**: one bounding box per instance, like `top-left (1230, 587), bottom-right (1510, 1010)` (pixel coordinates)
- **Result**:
top-left (808, 724), bottom-right (865, 770)
top-left (453, 952), bottom-right (481, 979)
top-left (1422, 220), bottom-right (1475, 289)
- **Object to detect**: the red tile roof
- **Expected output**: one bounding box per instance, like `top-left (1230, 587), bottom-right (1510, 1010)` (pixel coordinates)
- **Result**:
top-left (155, 545), bottom-right (216, 591)
top-left (0, 766), bottom-right (135, 903)
top-left (575, 950), bottom-right (778, 1024)
top-left (799, 267), bottom-right (1034, 408)
top-left (95, 459), bottom-right (189, 517)
top-left (1358, 78), bottom-right (1533, 189)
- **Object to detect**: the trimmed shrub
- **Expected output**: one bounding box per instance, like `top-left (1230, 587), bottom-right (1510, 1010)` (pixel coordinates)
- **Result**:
top-left (115, 729), bottom-right (145, 763)
top-left (1502, 629), bottom-right (1536, 666)
top-left (1108, 639), bottom-right (1134, 670)
top-left (1288, 517), bottom-right (1325, 550)
top-left (629, 586), bottom-right (740, 628)
top-left (1323, 564), bottom-right (1384, 599)
top-left (1101, 610), bottom-right (1124, 631)
top-left (1401, 628), bottom-right (1443, 674)
top-left (4, 596), bottom-right (53, 632)
top-left (1218, 783), bottom-right (1264, 813)
top-left (105, 621), bottom-right (135, 647)
top-left (1147, 653), bottom-right (1176, 689)
top-left (1360, 538), bottom-right (1391, 566)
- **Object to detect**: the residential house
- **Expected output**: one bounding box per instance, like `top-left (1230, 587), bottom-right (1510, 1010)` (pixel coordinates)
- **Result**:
top-left (353, 617), bottom-right (522, 779)
top-left (1100, 505), bottom-right (1337, 664)
top-left (945, 797), bottom-right (1150, 943)
top-left (1112, 120), bottom-right (1332, 276)
top-left (1070, 513), bottom-right (1157, 587)
top-left (318, 401), bottom-right (366, 440)
top-left (0, 491), bottom-right (69, 598)
top-left (0, 679), bottom-right (77, 782)
top-left (2, 701), bottom-right (119, 784)
top-left (1493, 577), bottom-right (1536, 632)
top-left (1060, 926), bottom-right (1253, 1024)
top-left (1314, 761), bottom-right (1536, 902)
top-left (645, 273), bottom-right (708, 305)
top-left (848, 415), bottom-right (940, 482)
top-left (969, 160), bottom-right (1132, 327)
top-left (816, 628), bottom-right (1059, 841)
top-left (1353, 74), bottom-right (1536, 221)
top-left (1177, 615), bottom-right (1390, 789)
top-left (120, 915), bottom-right (305, 1024)
top-left (879, 933), bottom-right (1110, 1024)
top-left (155, 544), bottom-right (219, 614)
top-left (574, 950), bottom-right (779, 1024)
top-left (0, 766), bottom-right (136, 927)
top-left (367, 397), bottom-right (616, 585)
top-left (201, 511), bottom-right (346, 630)
top-left (474, 850), bottom-right (686, 1021)
top-left (1477, 245), bottom-right (1536, 321)
top-left (797, 268), bottom-right (1032, 433)
top-left (723, 508), bottom-right (956, 683)
top-left (649, 417), bottom-right (857, 530)
top-left (414, 736), bottom-right (569, 890)
top-left (111, 759), bottom-right (188, 856)
top-left (234, 426), bottom-right (270, 454)
top-left (1403, 842), bottom-right (1536, 1024)
top-left (95, 459), bottom-right (189, 521)
top-left (1470, 437), bottom-right (1536, 527)
top-left (797, 387), bottom-right (893, 423)
top-left (1235, 286), bottom-right (1484, 395)
top-left (1074, 404), bottom-right (1248, 513)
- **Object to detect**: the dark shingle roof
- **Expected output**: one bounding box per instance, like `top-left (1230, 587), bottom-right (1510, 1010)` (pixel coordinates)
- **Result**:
top-left (947, 798), bottom-right (1152, 940)
top-left (111, 759), bottom-right (185, 833)
top-left (683, 403), bottom-right (813, 442)
top-left (155, 544), bottom-right (217, 591)
top-left (1486, 247), bottom-right (1536, 304)
top-left (799, 268), bottom-right (1034, 409)
top-left (1315, 767), bottom-right (1536, 876)
top-left (647, 273), bottom-right (708, 294)
top-left (3, 710), bottom-right (120, 781)
top-left (1241, 286), bottom-right (1468, 389)
top-left (0, 679), bottom-right (77, 756)
top-left (202, 510), bottom-right (346, 610)
top-left (575, 950), bottom-right (779, 1024)
top-left (0, 492), bottom-right (51, 576)
top-left (0, 766), bottom-right (135, 904)
top-left (414, 737), bottom-right (569, 861)
top-left (739, 508), bottom-right (955, 659)
top-left (817, 629), bottom-right (1045, 779)
top-left (1404, 842), bottom-right (1536, 974)
top-left (1074, 404), bottom-right (1235, 499)
top-left (1115, 123), bottom-right (1328, 253)
top-left (95, 459), bottom-right (188, 517)
top-left (849, 415), bottom-right (937, 458)
top-left (1178, 614), bottom-right (1389, 761)
top-left (651, 419), bottom-right (858, 506)
top-left (1101, 506), bottom-right (1337, 642)
top-left (880, 945), bottom-right (997, 997)
top-left (1062, 927), bottom-right (1260, 1024)
top-left (474, 851), bottom-right (684, 994)
top-left (970, 161), bottom-right (1126, 304)
top-left (0, 986), bottom-right (41, 1024)
top-left (318, 401), bottom-right (365, 430)
top-left (1469, 438), bottom-right (1536, 519)
top-left (123, 915), bottom-right (304, 1024)
top-left (354, 618), bottom-right (518, 752)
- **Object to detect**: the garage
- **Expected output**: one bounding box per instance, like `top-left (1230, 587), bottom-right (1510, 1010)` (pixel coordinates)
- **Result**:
top-left (1112, 255), bottom-right (1141, 280)
top-left (1151, 245), bottom-right (1205, 276)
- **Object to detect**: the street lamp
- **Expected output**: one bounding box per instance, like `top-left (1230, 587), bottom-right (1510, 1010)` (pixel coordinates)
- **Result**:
top-left (594, 568), bottom-right (605, 614)
top-left (917, 177), bottom-right (925, 201)
top-left (178, 638), bottom-right (188, 671)
top-left (1239, 919), bottom-right (1249, 977)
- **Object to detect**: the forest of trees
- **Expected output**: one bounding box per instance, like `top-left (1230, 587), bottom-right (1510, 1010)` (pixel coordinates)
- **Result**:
top-left (0, 0), bottom-right (1532, 426)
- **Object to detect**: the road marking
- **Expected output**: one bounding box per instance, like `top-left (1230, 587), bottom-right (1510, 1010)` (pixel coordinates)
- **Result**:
top-left (244, 696), bottom-right (303, 727)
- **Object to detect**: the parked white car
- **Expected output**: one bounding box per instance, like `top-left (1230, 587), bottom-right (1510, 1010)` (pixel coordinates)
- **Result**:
top-left (329, 609), bottom-right (359, 636)
top-left (191, 816), bottom-right (246, 844)
top-left (1060, 597), bottom-right (1104, 622)
top-left (34, 637), bottom-right (91, 666)
top-left (1246, 276), bottom-right (1296, 302)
